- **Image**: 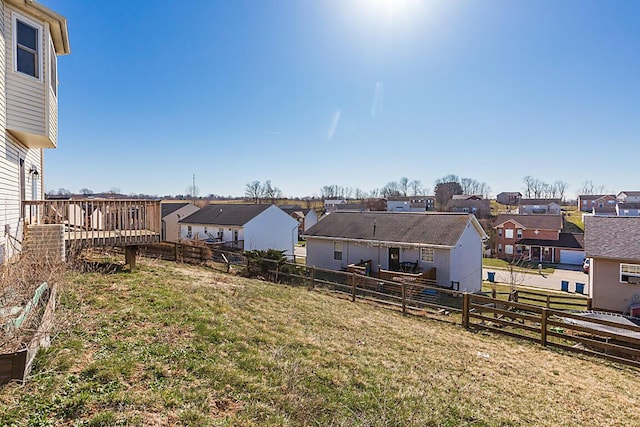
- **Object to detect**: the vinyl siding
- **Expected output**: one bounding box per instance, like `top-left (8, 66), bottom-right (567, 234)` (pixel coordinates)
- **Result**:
top-left (5, 6), bottom-right (48, 140)
top-left (590, 258), bottom-right (640, 313)
top-left (449, 221), bottom-right (483, 293)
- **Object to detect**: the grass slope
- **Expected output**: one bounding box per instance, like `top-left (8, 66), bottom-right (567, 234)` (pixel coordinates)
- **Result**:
top-left (0, 260), bottom-right (638, 426)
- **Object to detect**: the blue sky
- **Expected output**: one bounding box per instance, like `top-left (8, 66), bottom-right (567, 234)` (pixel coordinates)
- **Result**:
top-left (44, 0), bottom-right (639, 198)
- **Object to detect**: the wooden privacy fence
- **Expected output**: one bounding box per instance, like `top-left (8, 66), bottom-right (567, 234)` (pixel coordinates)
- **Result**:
top-left (462, 293), bottom-right (640, 368)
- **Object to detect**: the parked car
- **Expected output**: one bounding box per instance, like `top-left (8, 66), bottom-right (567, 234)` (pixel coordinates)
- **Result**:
top-left (583, 258), bottom-right (590, 274)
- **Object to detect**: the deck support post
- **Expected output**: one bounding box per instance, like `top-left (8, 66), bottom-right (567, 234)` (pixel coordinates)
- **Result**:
top-left (125, 245), bottom-right (138, 269)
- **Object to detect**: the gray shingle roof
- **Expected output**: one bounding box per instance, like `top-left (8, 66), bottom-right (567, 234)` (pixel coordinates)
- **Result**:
top-left (517, 233), bottom-right (584, 250)
top-left (303, 212), bottom-right (480, 246)
top-left (518, 198), bottom-right (561, 206)
top-left (179, 204), bottom-right (271, 226)
top-left (161, 202), bottom-right (190, 218)
top-left (585, 216), bottom-right (640, 260)
top-left (495, 214), bottom-right (563, 231)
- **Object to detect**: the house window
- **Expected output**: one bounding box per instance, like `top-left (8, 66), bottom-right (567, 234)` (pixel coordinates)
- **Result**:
top-left (187, 226), bottom-right (192, 239)
top-left (333, 241), bottom-right (342, 260)
top-left (505, 229), bottom-right (514, 239)
top-left (505, 245), bottom-right (514, 255)
top-left (14, 14), bottom-right (42, 79)
top-left (218, 228), bottom-right (224, 239)
top-left (50, 39), bottom-right (57, 95)
top-left (203, 226), bottom-right (208, 235)
top-left (498, 244), bottom-right (502, 253)
top-left (620, 263), bottom-right (640, 284)
top-left (516, 229), bottom-right (523, 238)
top-left (421, 247), bottom-right (434, 262)
top-left (497, 228), bottom-right (503, 238)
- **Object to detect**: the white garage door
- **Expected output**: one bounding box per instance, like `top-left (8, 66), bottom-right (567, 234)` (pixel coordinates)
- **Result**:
top-left (560, 250), bottom-right (585, 265)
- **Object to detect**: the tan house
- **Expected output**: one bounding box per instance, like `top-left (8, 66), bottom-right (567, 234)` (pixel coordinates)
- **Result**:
top-left (585, 216), bottom-right (640, 313)
top-left (161, 202), bottom-right (199, 242)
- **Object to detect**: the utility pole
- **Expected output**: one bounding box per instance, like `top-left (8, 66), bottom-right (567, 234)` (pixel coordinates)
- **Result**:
top-left (192, 173), bottom-right (196, 203)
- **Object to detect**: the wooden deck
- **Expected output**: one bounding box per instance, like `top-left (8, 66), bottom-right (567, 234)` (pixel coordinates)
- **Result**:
top-left (23, 199), bottom-right (161, 248)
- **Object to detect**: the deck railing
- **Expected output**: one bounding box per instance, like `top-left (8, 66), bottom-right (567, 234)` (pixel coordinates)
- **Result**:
top-left (23, 199), bottom-right (161, 246)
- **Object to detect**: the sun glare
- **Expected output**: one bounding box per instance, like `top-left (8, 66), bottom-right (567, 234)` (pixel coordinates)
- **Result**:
top-left (355, 0), bottom-right (427, 29)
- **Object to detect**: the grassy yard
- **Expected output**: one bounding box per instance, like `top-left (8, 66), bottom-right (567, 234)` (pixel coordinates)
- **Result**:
top-left (1, 260), bottom-right (638, 426)
top-left (482, 257), bottom-right (555, 275)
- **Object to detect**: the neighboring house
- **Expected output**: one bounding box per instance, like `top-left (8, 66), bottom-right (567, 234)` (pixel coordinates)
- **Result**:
top-left (616, 203), bottom-right (640, 217)
top-left (324, 199), bottom-right (346, 213)
top-left (585, 216), bottom-right (640, 313)
top-left (494, 214), bottom-right (584, 264)
top-left (387, 197), bottom-right (428, 212)
top-left (161, 202), bottom-right (200, 242)
top-left (336, 203), bottom-right (366, 212)
top-left (179, 204), bottom-right (299, 256)
top-left (577, 194), bottom-right (617, 212)
top-left (303, 212), bottom-right (488, 292)
top-left (518, 199), bottom-right (561, 215)
top-left (278, 205), bottom-right (319, 233)
top-left (591, 206), bottom-right (617, 216)
top-left (496, 192), bottom-right (522, 206)
top-left (364, 198), bottom-right (387, 211)
top-left (0, 0), bottom-right (70, 262)
top-left (451, 195), bottom-right (483, 201)
top-left (447, 199), bottom-right (491, 218)
top-left (617, 191), bottom-right (640, 203)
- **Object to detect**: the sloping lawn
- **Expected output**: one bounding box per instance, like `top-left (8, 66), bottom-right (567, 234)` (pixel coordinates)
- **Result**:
top-left (0, 260), bottom-right (638, 426)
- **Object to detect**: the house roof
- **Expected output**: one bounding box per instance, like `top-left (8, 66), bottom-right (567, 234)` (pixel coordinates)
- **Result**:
top-left (578, 194), bottom-right (610, 201)
top-left (451, 195), bottom-right (483, 200)
top-left (518, 198), bottom-right (561, 206)
top-left (618, 191), bottom-right (640, 197)
top-left (592, 206), bottom-right (616, 215)
top-left (179, 204), bottom-right (271, 226)
top-left (517, 233), bottom-right (584, 250)
top-left (278, 205), bottom-right (310, 215)
top-left (494, 214), bottom-right (563, 230)
top-left (585, 216), bottom-right (640, 260)
top-left (497, 192), bottom-right (522, 197)
top-left (161, 202), bottom-right (190, 218)
top-left (303, 212), bottom-right (487, 247)
top-left (6, 0), bottom-right (70, 54)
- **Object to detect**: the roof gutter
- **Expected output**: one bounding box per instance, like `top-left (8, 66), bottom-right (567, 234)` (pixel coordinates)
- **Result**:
top-left (302, 235), bottom-right (455, 250)
top-left (8, 0), bottom-right (70, 54)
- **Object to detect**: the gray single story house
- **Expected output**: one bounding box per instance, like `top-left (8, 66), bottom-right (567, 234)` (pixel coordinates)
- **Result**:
top-left (303, 212), bottom-right (488, 293)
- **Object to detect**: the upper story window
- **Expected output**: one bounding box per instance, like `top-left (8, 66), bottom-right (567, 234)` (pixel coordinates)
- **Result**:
top-left (505, 229), bottom-right (514, 239)
top-left (497, 228), bottom-right (503, 238)
top-left (14, 14), bottom-right (43, 80)
top-left (517, 229), bottom-right (523, 238)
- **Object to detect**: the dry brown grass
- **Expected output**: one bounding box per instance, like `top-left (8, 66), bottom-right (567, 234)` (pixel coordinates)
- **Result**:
top-left (0, 258), bottom-right (638, 426)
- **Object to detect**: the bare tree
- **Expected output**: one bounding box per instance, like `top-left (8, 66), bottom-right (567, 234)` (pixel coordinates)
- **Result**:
top-left (409, 180), bottom-right (423, 196)
top-left (353, 188), bottom-right (366, 199)
top-left (399, 177), bottom-right (409, 197)
top-left (554, 181), bottom-right (568, 201)
top-left (581, 180), bottom-right (594, 195)
top-left (245, 181), bottom-right (262, 204)
top-left (382, 181), bottom-right (401, 198)
top-left (261, 180), bottom-right (282, 204)
top-left (522, 176), bottom-right (535, 198)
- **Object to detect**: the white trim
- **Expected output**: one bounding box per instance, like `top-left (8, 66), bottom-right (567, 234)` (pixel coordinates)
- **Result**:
top-left (303, 235), bottom-right (454, 249)
top-left (620, 263), bottom-right (640, 284)
top-left (49, 37), bottom-right (57, 98)
top-left (12, 11), bottom-right (44, 82)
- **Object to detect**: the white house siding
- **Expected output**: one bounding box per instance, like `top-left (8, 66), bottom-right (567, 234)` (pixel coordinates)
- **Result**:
top-left (180, 223), bottom-right (245, 243)
top-left (304, 210), bottom-right (318, 231)
top-left (6, 6), bottom-right (48, 139)
top-left (449, 221), bottom-right (483, 293)
top-left (243, 205), bottom-right (298, 256)
top-left (305, 237), bottom-right (344, 271)
top-left (589, 258), bottom-right (640, 313)
top-left (305, 238), bottom-right (452, 287)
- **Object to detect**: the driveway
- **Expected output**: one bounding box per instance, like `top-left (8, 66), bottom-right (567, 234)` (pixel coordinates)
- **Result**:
top-left (483, 265), bottom-right (589, 293)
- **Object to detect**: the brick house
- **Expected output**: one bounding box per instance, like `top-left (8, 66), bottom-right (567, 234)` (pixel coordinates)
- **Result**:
top-left (518, 199), bottom-right (561, 215)
top-left (577, 194), bottom-right (617, 212)
top-left (494, 214), bottom-right (584, 265)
